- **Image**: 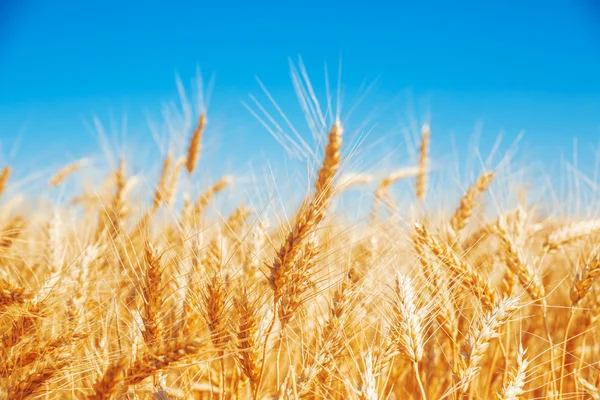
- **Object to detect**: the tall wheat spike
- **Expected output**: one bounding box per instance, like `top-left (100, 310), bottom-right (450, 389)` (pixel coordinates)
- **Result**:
top-left (186, 113), bottom-right (206, 175)
top-left (416, 124), bottom-right (429, 201)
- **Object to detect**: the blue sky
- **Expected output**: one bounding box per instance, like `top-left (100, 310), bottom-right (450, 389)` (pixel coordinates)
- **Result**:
top-left (0, 0), bottom-right (599, 185)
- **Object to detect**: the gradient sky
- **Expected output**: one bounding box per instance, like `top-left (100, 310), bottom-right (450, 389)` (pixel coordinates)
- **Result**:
top-left (0, 0), bottom-right (599, 183)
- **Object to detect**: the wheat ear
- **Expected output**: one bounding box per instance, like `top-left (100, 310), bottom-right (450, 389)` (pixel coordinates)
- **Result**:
top-left (0, 166), bottom-right (10, 198)
top-left (186, 113), bottom-right (206, 174)
top-left (50, 158), bottom-right (88, 187)
top-left (498, 345), bottom-right (529, 400)
top-left (416, 124), bottom-right (430, 201)
top-left (544, 219), bottom-right (600, 252)
top-left (456, 296), bottom-right (520, 395)
top-left (414, 223), bottom-right (497, 311)
top-left (269, 120), bottom-right (342, 294)
top-left (449, 171), bottom-right (494, 239)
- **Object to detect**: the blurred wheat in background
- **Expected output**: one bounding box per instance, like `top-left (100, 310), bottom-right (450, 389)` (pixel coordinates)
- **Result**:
top-left (0, 68), bottom-right (599, 400)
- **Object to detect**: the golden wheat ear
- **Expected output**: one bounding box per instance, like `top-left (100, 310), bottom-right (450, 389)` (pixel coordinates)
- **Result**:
top-left (140, 240), bottom-right (163, 346)
top-left (49, 158), bottom-right (89, 187)
top-left (449, 171), bottom-right (494, 240)
top-left (233, 285), bottom-right (261, 394)
top-left (414, 222), bottom-right (497, 311)
top-left (88, 358), bottom-right (127, 400)
top-left (152, 151), bottom-right (173, 211)
top-left (544, 219), bottom-right (600, 252)
top-left (498, 345), bottom-right (530, 400)
top-left (186, 113), bottom-right (206, 175)
top-left (0, 166), bottom-right (10, 198)
top-left (456, 296), bottom-right (520, 395)
top-left (269, 120), bottom-right (343, 295)
top-left (416, 123), bottom-right (430, 201)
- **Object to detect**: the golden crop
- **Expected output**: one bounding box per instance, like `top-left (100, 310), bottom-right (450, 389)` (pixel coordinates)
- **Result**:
top-left (0, 72), bottom-right (598, 400)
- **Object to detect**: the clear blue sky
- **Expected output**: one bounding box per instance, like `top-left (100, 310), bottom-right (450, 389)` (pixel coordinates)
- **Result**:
top-left (0, 0), bottom-right (599, 182)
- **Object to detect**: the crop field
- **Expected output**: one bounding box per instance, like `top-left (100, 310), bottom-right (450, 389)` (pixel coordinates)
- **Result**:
top-left (0, 73), bottom-right (598, 400)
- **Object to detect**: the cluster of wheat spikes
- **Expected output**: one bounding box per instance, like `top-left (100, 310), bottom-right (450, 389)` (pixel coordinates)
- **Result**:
top-left (1, 86), bottom-right (600, 400)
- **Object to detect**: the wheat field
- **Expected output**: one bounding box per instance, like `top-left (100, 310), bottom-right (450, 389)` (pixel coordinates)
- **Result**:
top-left (0, 73), bottom-right (599, 400)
